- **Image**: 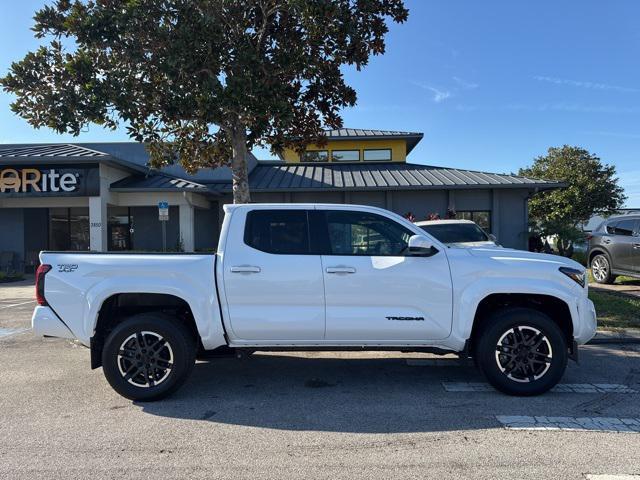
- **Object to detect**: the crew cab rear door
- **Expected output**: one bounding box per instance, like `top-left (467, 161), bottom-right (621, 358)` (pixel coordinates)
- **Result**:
top-left (316, 208), bottom-right (453, 341)
top-left (608, 218), bottom-right (639, 272)
top-left (220, 207), bottom-right (325, 341)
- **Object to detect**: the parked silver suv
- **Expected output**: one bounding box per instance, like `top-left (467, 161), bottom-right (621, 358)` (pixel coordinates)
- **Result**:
top-left (588, 214), bottom-right (640, 283)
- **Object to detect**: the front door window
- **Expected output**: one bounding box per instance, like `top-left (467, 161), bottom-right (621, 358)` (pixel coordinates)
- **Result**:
top-left (108, 207), bottom-right (132, 251)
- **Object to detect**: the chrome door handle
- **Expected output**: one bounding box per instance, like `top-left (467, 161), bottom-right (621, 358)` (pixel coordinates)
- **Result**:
top-left (633, 243), bottom-right (640, 249)
top-left (230, 265), bottom-right (261, 273)
top-left (602, 238), bottom-right (611, 244)
top-left (326, 266), bottom-right (356, 274)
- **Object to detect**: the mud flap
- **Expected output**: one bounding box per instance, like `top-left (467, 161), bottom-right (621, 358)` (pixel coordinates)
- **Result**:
top-left (569, 340), bottom-right (579, 363)
top-left (90, 336), bottom-right (103, 369)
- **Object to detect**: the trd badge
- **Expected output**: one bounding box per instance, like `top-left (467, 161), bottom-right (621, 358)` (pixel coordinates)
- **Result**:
top-left (57, 264), bottom-right (78, 273)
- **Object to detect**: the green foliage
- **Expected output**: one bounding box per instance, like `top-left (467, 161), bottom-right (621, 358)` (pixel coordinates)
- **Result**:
top-left (589, 290), bottom-right (640, 329)
top-left (173, 236), bottom-right (185, 253)
top-left (571, 251), bottom-right (588, 267)
top-left (1, 0), bottom-right (408, 202)
top-left (0, 271), bottom-right (24, 283)
top-left (520, 145), bottom-right (625, 256)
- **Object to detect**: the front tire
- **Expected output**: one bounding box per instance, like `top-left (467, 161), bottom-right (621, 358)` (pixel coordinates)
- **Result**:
top-left (475, 308), bottom-right (568, 396)
top-left (102, 313), bottom-right (196, 401)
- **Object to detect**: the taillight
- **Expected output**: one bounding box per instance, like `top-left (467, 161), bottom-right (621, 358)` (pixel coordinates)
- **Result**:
top-left (35, 264), bottom-right (52, 306)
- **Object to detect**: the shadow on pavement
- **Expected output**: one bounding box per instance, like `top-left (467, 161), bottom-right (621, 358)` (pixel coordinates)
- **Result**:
top-left (135, 348), bottom-right (640, 433)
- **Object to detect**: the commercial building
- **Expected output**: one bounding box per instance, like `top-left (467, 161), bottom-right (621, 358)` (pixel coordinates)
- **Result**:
top-left (0, 129), bottom-right (561, 272)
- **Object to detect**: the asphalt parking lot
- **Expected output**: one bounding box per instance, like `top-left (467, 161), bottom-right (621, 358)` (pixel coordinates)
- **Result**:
top-left (1, 282), bottom-right (640, 479)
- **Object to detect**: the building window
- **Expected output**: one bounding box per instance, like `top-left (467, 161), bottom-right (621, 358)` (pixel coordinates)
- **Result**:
top-left (331, 150), bottom-right (360, 162)
top-left (301, 150), bottom-right (328, 162)
top-left (455, 210), bottom-right (491, 232)
top-left (363, 149), bottom-right (392, 161)
top-left (49, 208), bottom-right (90, 251)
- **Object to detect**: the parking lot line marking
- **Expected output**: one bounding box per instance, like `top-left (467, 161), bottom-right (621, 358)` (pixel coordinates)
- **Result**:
top-left (443, 382), bottom-right (637, 393)
top-left (496, 415), bottom-right (640, 433)
top-left (0, 327), bottom-right (29, 339)
top-left (586, 476), bottom-right (640, 479)
top-left (0, 300), bottom-right (36, 309)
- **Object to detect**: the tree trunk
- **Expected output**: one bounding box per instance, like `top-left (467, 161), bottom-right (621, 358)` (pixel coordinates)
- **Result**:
top-left (229, 126), bottom-right (251, 204)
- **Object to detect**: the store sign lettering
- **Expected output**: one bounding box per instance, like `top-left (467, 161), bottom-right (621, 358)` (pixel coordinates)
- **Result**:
top-left (0, 168), bottom-right (79, 193)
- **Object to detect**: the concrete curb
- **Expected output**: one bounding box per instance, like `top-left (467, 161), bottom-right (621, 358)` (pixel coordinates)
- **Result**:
top-left (589, 329), bottom-right (640, 345)
top-left (589, 283), bottom-right (640, 300)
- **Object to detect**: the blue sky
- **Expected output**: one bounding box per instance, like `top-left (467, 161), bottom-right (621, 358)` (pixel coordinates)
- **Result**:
top-left (1, 0), bottom-right (639, 205)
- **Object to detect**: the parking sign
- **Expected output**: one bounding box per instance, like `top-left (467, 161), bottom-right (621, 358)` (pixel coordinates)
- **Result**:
top-left (158, 201), bottom-right (169, 221)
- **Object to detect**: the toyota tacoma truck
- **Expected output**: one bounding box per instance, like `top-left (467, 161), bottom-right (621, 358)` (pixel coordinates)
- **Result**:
top-left (32, 203), bottom-right (597, 401)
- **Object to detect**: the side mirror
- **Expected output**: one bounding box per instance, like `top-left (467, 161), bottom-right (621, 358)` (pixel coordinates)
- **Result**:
top-left (408, 235), bottom-right (436, 256)
top-left (489, 234), bottom-right (497, 242)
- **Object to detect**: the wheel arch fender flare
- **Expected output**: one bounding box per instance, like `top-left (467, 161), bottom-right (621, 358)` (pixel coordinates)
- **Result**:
top-left (84, 277), bottom-right (227, 350)
top-left (588, 248), bottom-right (611, 267)
top-left (453, 279), bottom-right (579, 344)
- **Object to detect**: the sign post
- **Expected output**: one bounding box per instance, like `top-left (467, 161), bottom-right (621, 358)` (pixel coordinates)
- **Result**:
top-left (158, 201), bottom-right (169, 252)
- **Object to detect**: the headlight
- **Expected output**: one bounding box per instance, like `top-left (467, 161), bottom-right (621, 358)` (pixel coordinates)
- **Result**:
top-left (559, 266), bottom-right (586, 287)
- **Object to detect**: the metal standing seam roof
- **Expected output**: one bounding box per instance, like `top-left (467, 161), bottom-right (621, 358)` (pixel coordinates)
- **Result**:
top-left (323, 128), bottom-right (423, 138)
top-left (0, 143), bottom-right (563, 195)
top-left (0, 144), bottom-right (109, 158)
top-left (214, 162), bottom-right (564, 193)
top-left (320, 128), bottom-right (424, 154)
top-left (109, 173), bottom-right (211, 193)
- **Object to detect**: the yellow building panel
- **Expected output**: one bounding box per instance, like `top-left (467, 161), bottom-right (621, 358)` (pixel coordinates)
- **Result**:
top-left (282, 139), bottom-right (407, 163)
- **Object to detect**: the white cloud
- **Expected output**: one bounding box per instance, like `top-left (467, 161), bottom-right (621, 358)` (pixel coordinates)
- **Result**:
top-left (411, 81), bottom-right (452, 103)
top-left (534, 75), bottom-right (640, 93)
top-left (453, 76), bottom-right (478, 89)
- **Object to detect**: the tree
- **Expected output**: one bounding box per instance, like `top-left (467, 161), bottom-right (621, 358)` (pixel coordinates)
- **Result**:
top-left (1, 0), bottom-right (408, 203)
top-left (519, 145), bottom-right (626, 256)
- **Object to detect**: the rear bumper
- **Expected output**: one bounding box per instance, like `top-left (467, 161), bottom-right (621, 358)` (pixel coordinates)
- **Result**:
top-left (574, 296), bottom-right (597, 345)
top-left (31, 306), bottom-right (74, 339)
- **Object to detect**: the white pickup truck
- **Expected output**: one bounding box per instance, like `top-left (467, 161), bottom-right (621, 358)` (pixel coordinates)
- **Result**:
top-left (32, 203), bottom-right (597, 401)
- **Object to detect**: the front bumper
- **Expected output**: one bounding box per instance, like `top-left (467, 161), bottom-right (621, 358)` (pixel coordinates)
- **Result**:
top-left (574, 296), bottom-right (597, 345)
top-left (31, 306), bottom-right (74, 339)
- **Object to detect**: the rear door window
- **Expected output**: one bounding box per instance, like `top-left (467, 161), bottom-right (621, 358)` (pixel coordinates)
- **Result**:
top-left (613, 219), bottom-right (637, 236)
top-left (244, 210), bottom-right (310, 254)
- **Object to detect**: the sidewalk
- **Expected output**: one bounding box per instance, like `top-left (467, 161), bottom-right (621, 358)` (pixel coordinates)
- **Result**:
top-left (592, 328), bottom-right (640, 344)
top-left (590, 282), bottom-right (640, 299)
top-left (0, 275), bottom-right (34, 301)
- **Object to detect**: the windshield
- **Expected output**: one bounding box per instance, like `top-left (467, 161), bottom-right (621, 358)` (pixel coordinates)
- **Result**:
top-left (420, 223), bottom-right (490, 244)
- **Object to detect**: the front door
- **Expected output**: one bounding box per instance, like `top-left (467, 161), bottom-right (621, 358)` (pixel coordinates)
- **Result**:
top-left (222, 208), bottom-right (325, 341)
top-left (317, 209), bottom-right (453, 342)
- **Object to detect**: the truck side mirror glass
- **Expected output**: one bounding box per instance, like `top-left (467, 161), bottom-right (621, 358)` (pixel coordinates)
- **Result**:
top-left (408, 235), bottom-right (436, 256)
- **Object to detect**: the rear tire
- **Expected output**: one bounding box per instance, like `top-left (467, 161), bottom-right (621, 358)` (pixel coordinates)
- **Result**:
top-left (102, 313), bottom-right (196, 401)
top-left (591, 254), bottom-right (615, 284)
top-left (475, 308), bottom-right (568, 396)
